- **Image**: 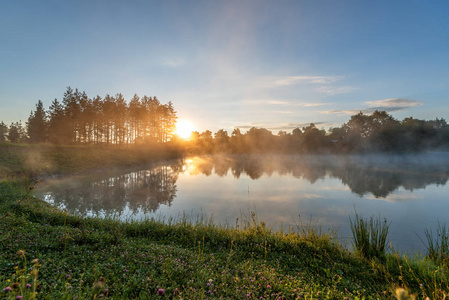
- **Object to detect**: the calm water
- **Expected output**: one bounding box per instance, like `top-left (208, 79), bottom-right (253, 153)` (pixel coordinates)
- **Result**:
top-left (35, 153), bottom-right (449, 254)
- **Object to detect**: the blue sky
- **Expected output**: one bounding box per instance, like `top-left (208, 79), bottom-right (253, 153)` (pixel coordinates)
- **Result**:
top-left (1, 0), bottom-right (448, 133)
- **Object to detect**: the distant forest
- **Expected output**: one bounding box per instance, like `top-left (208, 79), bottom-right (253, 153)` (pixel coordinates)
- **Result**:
top-left (1, 87), bottom-right (449, 153)
top-left (187, 111), bottom-right (449, 154)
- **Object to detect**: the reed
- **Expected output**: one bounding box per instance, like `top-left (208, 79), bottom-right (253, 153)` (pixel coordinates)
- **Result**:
top-left (350, 212), bottom-right (390, 261)
top-left (424, 222), bottom-right (449, 263)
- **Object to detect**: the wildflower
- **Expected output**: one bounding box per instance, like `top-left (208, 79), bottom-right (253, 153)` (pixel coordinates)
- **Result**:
top-left (267, 285), bottom-right (271, 288)
top-left (16, 250), bottom-right (25, 257)
top-left (157, 288), bottom-right (165, 296)
top-left (3, 287), bottom-right (12, 292)
top-left (66, 274), bottom-right (71, 279)
top-left (26, 284), bottom-right (31, 289)
top-left (16, 296), bottom-right (23, 300)
top-left (31, 268), bottom-right (39, 278)
top-left (92, 277), bottom-right (106, 293)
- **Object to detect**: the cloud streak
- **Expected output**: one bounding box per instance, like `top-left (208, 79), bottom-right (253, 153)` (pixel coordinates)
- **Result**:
top-left (234, 121), bottom-right (333, 132)
top-left (325, 98), bottom-right (423, 115)
top-left (272, 75), bottom-right (342, 87)
top-left (243, 99), bottom-right (329, 107)
top-left (262, 75), bottom-right (357, 96)
top-left (316, 86), bottom-right (358, 96)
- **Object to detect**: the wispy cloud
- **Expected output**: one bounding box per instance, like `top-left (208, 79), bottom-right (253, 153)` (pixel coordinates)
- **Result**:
top-left (325, 98), bottom-right (423, 115)
top-left (365, 98), bottom-right (422, 109)
top-left (264, 75), bottom-right (356, 96)
top-left (235, 121), bottom-right (332, 131)
top-left (243, 99), bottom-right (329, 107)
top-left (162, 57), bottom-right (185, 67)
top-left (303, 102), bottom-right (328, 107)
top-left (243, 99), bottom-right (293, 105)
top-left (272, 75), bottom-right (342, 87)
top-left (316, 86), bottom-right (358, 96)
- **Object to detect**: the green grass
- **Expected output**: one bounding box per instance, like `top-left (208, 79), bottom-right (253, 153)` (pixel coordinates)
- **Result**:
top-left (424, 222), bottom-right (449, 264)
top-left (349, 212), bottom-right (390, 261)
top-left (0, 144), bottom-right (181, 179)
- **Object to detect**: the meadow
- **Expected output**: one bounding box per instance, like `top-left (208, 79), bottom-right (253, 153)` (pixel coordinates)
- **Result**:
top-left (1, 144), bottom-right (449, 299)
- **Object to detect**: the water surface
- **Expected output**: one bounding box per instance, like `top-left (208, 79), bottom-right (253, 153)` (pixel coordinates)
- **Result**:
top-left (35, 154), bottom-right (449, 254)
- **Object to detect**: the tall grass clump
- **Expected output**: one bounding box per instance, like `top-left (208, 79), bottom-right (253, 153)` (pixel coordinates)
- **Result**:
top-left (350, 212), bottom-right (390, 261)
top-left (424, 222), bottom-right (449, 263)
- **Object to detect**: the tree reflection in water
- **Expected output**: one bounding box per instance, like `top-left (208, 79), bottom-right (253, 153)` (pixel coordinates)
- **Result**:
top-left (37, 154), bottom-right (449, 218)
top-left (184, 154), bottom-right (449, 198)
top-left (38, 161), bottom-right (181, 218)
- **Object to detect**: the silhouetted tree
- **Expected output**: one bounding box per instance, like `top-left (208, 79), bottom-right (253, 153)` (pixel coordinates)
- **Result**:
top-left (27, 100), bottom-right (47, 143)
top-left (0, 121), bottom-right (8, 142)
top-left (8, 121), bottom-right (26, 143)
top-left (214, 129), bottom-right (229, 152)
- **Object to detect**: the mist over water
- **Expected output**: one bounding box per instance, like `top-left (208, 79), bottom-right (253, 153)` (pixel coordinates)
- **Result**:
top-left (35, 153), bottom-right (449, 254)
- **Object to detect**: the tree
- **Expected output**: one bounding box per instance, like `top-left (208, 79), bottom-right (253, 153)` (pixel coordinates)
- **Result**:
top-left (214, 129), bottom-right (229, 152)
top-left (48, 99), bottom-right (66, 144)
top-left (245, 127), bottom-right (275, 153)
top-left (230, 128), bottom-right (245, 153)
top-left (0, 121), bottom-right (8, 142)
top-left (8, 122), bottom-right (26, 143)
top-left (301, 123), bottom-right (329, 153)
top-left (27, 100), bottom-right (47, 143)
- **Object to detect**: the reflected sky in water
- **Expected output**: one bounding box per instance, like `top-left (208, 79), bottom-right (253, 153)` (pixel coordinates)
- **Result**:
top-left (35, 154), bottom-right (449, 254)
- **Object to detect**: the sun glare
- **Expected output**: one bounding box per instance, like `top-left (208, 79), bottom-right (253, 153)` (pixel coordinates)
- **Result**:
top-left (176, 120), bottom-right (195, 140)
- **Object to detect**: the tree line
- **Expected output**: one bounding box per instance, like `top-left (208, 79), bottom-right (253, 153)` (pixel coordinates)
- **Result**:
top-left (1, 90), bottom-right (448, 153)
top-left (186, 111), bottom-right (449, 154)
top-left (0, 87), bottom-right (177, 145)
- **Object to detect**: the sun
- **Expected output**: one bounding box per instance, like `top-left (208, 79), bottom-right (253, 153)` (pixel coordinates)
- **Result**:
top-left (175, 120), bottom-right (195, 140)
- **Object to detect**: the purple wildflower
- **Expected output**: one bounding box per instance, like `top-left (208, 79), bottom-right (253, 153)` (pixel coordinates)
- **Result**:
top-left (26, 284), bottom-right (31, 288)
top-left (3, 287), bottom-right (12, 292)
top-left (157, 288), bottom-right (165, 296)
top-left (16, 296), bottom-right (23, 300)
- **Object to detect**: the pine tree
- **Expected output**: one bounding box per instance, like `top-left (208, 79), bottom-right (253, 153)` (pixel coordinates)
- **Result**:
top-left (0, 121), bottom-right (8, 142)
top-left (48, 99), bottom-right (66, 144)
top-left (27, 100), bottom-right (47, 143)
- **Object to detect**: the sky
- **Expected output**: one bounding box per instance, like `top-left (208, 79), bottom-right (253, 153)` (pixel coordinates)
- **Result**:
top-left (1, 0), bottom-right (449, 133)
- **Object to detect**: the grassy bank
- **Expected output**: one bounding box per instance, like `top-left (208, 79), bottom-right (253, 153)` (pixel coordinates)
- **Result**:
top-left (1, 145), bottom-right (449, 299)
top-left (0, 143), bottom-right (182, 179)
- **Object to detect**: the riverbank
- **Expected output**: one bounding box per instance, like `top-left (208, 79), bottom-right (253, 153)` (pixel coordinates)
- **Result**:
top-left (0, 143), bottom-right (182, 179)
top-left (1, 145), bottom-right (448, 298)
